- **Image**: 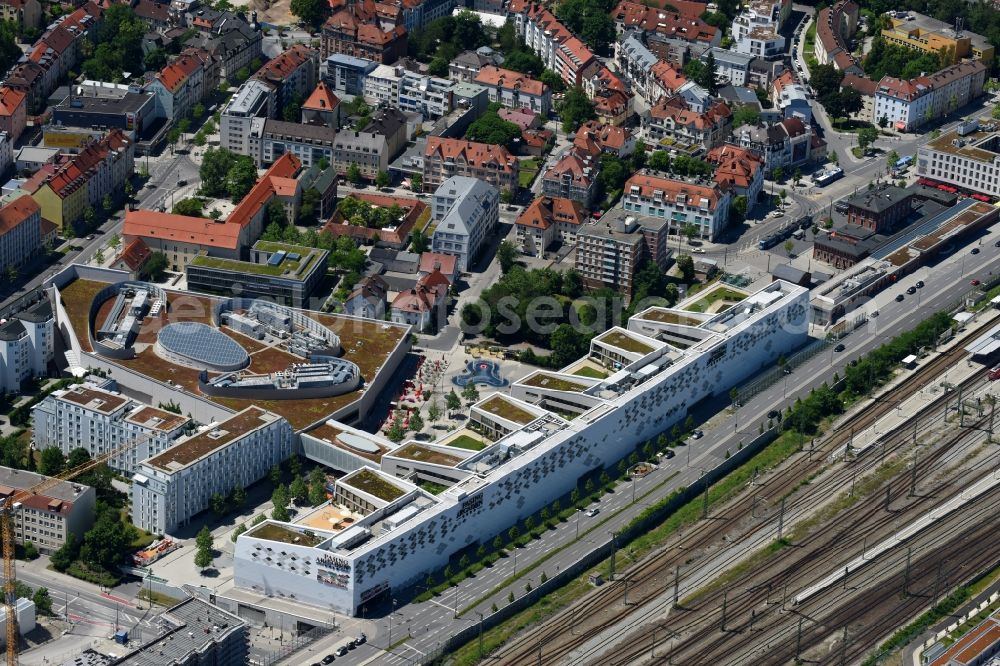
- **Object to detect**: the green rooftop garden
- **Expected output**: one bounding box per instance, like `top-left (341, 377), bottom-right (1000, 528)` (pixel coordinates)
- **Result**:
top-left (447, 434), bottom-right (487, 451)
top-left (597, 330), bottom-right (655, 355)
top-left (345, 469), bottom-right (406, 502)
top-left (573, 366), bottom-right (609, 379)
top-left (638, 309), bottom-right (705, 327)
top-left (683, 287), bottom-right (748, 314)
top-left (394, 443), bottom-right (463, 466)
top-left (190, 246), bottom-right (320, 279)
top-left (521, 373), bottom-right (589, 392)
top-left (248, 523), bottom-right (325, 547)
top-left (479, 395), bottom-right (537, 424)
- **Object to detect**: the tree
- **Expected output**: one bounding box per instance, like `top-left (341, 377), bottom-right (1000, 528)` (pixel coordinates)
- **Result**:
top-left (793, 169), bottom-right (802, 187)
top-left (701, 50), bottom-right (718, 94)
top-left (81, 511), bottom-right (136, 570)
top-left (783, 239), bottom-right (794, 255)
top-left (410, 229), bottom-right (430, 254)
top-left (37, 447), bottom-right (65, 476)
top-left (32, 587), bottom-right (52, 615)
top-left (309, 468), bottom-right (328, 505)
top-left (558, 87), bottom-right (596, 133)
top-left (271, 484), bottom-right (290, 521)
top-left (386, 416), bottom-right (406, 442)
top-left (446, 389), bottom-right (461, 415)
top-left (200, 147), bottom-right (238, 197)
top-left (266, 198), bottom-right (287, 228)
top-left (194, 547), bottom-right (213, 570)
top-left (886, 150), bottom-right (900, 171)
top-left (810, 63), bottom-right (843, 100)
top-left (771, 166), bottom-right (783, 183)
top-left (196, 525), bottom-right (213, 552)
top-left (465, 110), bottom-right (522, 147)
top-left (172, 197), bottom-right (205, 217)
top-left (857, 126), bottom-right (879, 154)
top-left (497, 239), bottom-right (518, 274)
top-left (290, 477), bottom-right (309, 504)
top-left (226, 156), bottom-right (258, 201)
top-left (66, 447), bottom-right (91, 470)
top-left (21, 541), bottom-right (38, 561)
top-left (501, 188), bottom-right (514, 205)
top-left (50, 533), bottom-right (79, 571)
top-left (210, 492), bottom-right (227, 515)
top-left (462, 382), bottom-right (480, 403)
top-left (347, 162), bottom-right (364, 186)
top-left (676, 254), bottom-right (695, 282)
top-left (192, 102), bottom-right (205, 119)
top-left (231, 523), bottom-right (247, 543)
top-left (375, 170), bottom-right (390, 189)
top-left (508, 526), bottom-right (520, 542)
top-left (409, 412), bottom-right (424, 433)
top-left (428, 400), bottom-right (442, 423)
top-left (230, 484), bottom-right (247, 508)
top-left (411, 173), bottom-right (423, 192)
top-left (83, 206), bottom-right (96, 231)
top-left (682, 223), bottom-right (698, 244)
top-left (145, 251), bottom-right (168, 280)
top-left (732, 105), bottom-right (760, 127)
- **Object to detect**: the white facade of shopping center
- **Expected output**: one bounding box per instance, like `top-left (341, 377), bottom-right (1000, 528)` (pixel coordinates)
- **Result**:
top-left (233, 281), bottom-right (810, 615)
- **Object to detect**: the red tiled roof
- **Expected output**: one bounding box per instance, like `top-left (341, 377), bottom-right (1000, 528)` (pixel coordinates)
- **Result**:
top-left (424, 137), bottom-right (517, 173)
top-left (841, 73), bottom-right (877, 96)
top-left (625, 172), bottom-right (725, 210)
top-left (593, 89), bottom-right (631, 117)
top-left (256, 45), bottom-right (315, 83)
top-left (417, 267), bottom-right (450, 292)
top-left (474, 66), bottom-right (548, 97)
top-left (706, 144), bottom-right (763, 190)
top-left (0, 86), bottom-right (26, 116)
top-left (228, 153), bottom-right (301, 229)
top-left (612, 0), bottom-right (718, 43)
top-left (516, 196), bottom-right (585, 230)
top-left (650, 61), bottom-right (689, 94)
top-left (114, 237), bottom-right (152, 271)
top-left (418, 252), bottom-right (456, 277)
top-left (303, 81), bottom-right (340, 111)
top-left (157, 54), bottom-right (203, 94)
top-left (544, 151), bottom-right (596, 186)
top-left (124, 210), bottom-right (243, 249)
top-left (574, 120), bottom-right (631, 153)
top-left (0, 195), bottom-right (39, 236)
top-left (392, 285), bottom-right (438, 313)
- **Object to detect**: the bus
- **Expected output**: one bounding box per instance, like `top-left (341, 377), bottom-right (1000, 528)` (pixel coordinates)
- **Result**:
top-left (814, 167), bottom-right (844, 187)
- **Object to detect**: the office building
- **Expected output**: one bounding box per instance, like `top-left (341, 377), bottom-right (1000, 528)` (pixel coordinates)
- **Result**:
top-left (0, 298), bottom-right (53, 393)
top-left (324, 54), bottom-right (378, 96)
top-left (132, 407), bottom-right (294, 534)
top-left (917, 118), bottom-right (1000, 197)
top-left (51, 82), bottom-right (157, 136)
top-left (186, 241), bottom-right (329, 307)
top-left (430, 176), bottom-right (499, 272)
top-left (843, 184), bottom-right (913, 233)
top-left (882, 12), bottom-right (994, 65)
top-left (219, 79), bottom-right (275, 155)
top-left (0, 466), bottom-right (95, 553)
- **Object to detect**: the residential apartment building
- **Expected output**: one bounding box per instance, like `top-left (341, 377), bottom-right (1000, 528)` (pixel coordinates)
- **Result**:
top-left (926, 60), bottom-right (987, 120)
top-left (515, 195), bottom-right (585, 256)
top-left (507, 0), bottom-right (597, 88)
top-left (882, 12), bottom-right (994, 65)
top-left (621, 171), bottom-right (731, 240)
top-left (873, 60), bottom-right (987, 130)
top-left (430, 176), bottom-right (499, 272)
top-left (0, 467), bottom-right (94, 553)
top-left (706, 144), bottom-right (765, 204)
top-left (422, 137), bottom-right (519, 193)
top-left (331, 130), bottom-right (389, 180)
top-left (0, 87), bottom-right (26, 144)
top-left (29, 130), bottom-right (134, 233)
top-left (916, 119), bottom-right (1000, 197)
top-left (573, 120), bottom-right (635, 158)
top-left (32, 382), bottom-right (190, 475)
top-left (147, 52), bottom-right (207, 122)
top-left (771, 71), bottom-right (811, 122)
top-left (390, 269), bottom-right (449, 331)
top-left (449, 48), bottom-right (503, 82)
top-left (248, 118), bottom-right (338, 168)
top-left (473, 66), bottom-right (551, 116)
top-left (611, 0), bottom-right (720, 53)
top-left (541, 149), bottom-right (598, 207)
top-left (0, 298), bottom-right (53, 394)
top-left (184, 17), bottom-right (262, 83)
top-left (736, 117), bottom-right (813, 170)
top-left (735, 27), bottom-right (785, 61)
top-left (642, 96), bottom-right (732, 150)
top-left (0, 196), bottom-right (41, 277)
top-left (302, 81), bottom-right (341, 129)
top-left (614, 32), bottom-right (658, 95)
top-left (254, 44), bottom-right (319, 112)
top-left (701, 47), bottom-right (754, 87)
top-left (364, 64), bottom-right (453, 118)
top-left (815, 0), bottom-right (862, 75)
top-left (730, 0), bottom-right (790, 43)
top-left (219, 79), bottom-right (276, 155)
top-left (321, 0), bottom-right (408, 64)
top-left (0, 0), bottom-right (41, 30)
top-left (324, 54), bottom-right (378, 96)
top-left (362, 106), bottom-right (408, 160)
top-left (575, 220), bottom-right (645, 295)
top-left (132, 407), bottom-right (294, 534)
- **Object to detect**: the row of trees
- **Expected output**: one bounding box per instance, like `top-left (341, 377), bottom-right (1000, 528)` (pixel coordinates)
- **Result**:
top-left (465, 103), bottom-right (523, 148)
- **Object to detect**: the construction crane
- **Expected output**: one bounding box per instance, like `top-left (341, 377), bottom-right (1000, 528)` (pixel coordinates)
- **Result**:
top-left (1, 432), bottom-right (154, 665)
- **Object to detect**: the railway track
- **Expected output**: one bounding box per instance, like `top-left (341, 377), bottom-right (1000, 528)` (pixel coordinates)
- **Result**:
top-left (487, 327), bottom-right (995, 666)
top-left (592, 411), bottom-right (998, 665)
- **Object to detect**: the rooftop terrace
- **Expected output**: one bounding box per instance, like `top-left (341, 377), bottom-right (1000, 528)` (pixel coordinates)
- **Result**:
top-left (392, 443), bottom-right (464, 467)
top-left (477, 395), bottom-right (538, 425)
top-left (144, 407), bottom-right (275, 472)
top-left (519, 372), bottom-right (590, 392)
top-left (247, 522), bottom-right (326, 547)
top-left (343, 469), bottom-right (407, 502)
top-left (595, 329), bottom-right (655, 355)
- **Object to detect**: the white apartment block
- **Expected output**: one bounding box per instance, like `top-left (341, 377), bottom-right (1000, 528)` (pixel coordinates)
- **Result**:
top-left (132, 407), bottom-right (294, 534)
top-left (363, 64), bottom-right (400, 105)
top-left (873, 77), bottom-right (932, 132)
top-left (0, 298), bottom-right (53, 394)
top-left (916, 119), bottom-right (1000, 198)
top-left (430, 176), bottom-right (500, 273)
top-left (220, 79), bottom-right (275, 155)
top-left (621, 172), bottom-right (731, 241)
top-left (701, 48), bottom-right (753, 87)
top-left (232, 280), bottom-right (809, 615)
top-left (364, 65), bottom-right (453, 118)
top-left (0, 131), bottom-right (11, 179)
top-left (0, 196), bottom-right (42, 277)
top-left (32, 381), bottom-right (190, 475)
top-left (735, 28), bottom-right (785, 60)
top-left (731, 0), bottom-right (789, 42)
top-left (0, 466), bottom-right (96, 553)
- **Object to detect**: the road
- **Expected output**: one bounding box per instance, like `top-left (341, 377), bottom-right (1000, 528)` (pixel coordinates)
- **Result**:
top-left (0, 151), bottom-right (200, 313)
top-left (300, 230), bottom-right (1000, 665)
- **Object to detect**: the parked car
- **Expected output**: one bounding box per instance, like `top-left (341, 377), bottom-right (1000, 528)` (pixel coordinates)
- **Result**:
top-left (834, 343), bottom-right (846, 352)
top-left (994, 239), bottom-right (1000, 248)
top-left (767, 409), bottom-right (780, 419)
top-left (322, 655), bottom-right (335, 664)
top-left (691, 429), bottom-right (704, 439)
top-left (336, 646), bottom-right (349, 657)
top-left (896, 294), bottom-right (905, 302)
top-left (870, 310), bottom-right (879, 317)
top-left (971, 247), bottom-right (980, 255)
top-left (356, 634), bottom-right (367, 645)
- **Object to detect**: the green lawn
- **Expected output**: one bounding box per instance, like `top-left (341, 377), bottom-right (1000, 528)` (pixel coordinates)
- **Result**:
top-left (684, 287), bottom-right (748, 313)
top-left (519, 159), bottom-right (540, 188)
top-left (573, 366), bottom-right (609, 379)
top-left (448, 435), bottom-right (487, 451)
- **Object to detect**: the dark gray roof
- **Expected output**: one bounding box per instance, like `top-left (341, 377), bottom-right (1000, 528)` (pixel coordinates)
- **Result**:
top-left (55, 92), bottom-right (152, 115)
top-left (846, 185), bottom-right (912, 215)
top-left (114, 598), bottom-right (246, 666)
top-left (363, 107), bottom-right (406, 138)
top-left (771, 263), bottom-right (809, 284)
top-left (0, 319), bottom-right (26, 342)
top-left (19, 298), bottom-right (52, 323)
top-left (262, 118), bottom-right (337, 143)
